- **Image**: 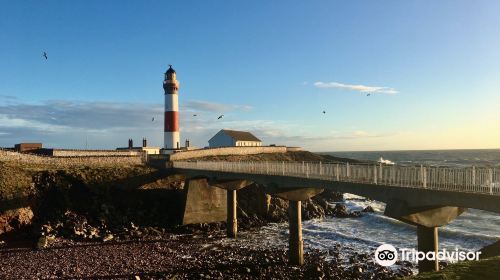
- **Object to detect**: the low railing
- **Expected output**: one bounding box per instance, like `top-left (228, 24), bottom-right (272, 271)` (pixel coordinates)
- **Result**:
top-left (172, 161), bottom-right (500, 195)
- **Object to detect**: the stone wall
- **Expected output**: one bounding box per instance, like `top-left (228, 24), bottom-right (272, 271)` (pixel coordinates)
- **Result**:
top-left (0, 150), bottom-right (143, 167)
top-left (50, 149), bottom-right (142, 157)
top-left (169, 146), bottom-right (288, 161)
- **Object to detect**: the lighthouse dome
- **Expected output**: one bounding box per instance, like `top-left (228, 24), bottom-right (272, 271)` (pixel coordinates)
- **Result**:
top-left (165, 65), bottom-right (176, 74)
top-left (164, 64), bottom-right (177, 81)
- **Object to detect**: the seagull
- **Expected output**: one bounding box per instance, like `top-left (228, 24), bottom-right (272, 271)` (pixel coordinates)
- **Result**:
top-left (193, 114), bottom-right (197, 117)
top-left (322, 111), bottom-right (326, 114)
top-left (217, 115), bottom-right (224, 120)
top-left (42, 52), bottom-right (48, 60)
top-left (152, 117), bottom-right (155, 122)
top-left (367, 93), bottom-right (371, 96)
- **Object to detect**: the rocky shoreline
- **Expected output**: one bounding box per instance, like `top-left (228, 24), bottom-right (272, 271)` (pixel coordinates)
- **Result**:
top-left (0, 178), bottom-right (414, 279)
top-left (0, 192), bottom-right (415, 279)
top-left (0, 152), bottom-right (414, 279)
top-left (0, 224), bottom-right (414, 280)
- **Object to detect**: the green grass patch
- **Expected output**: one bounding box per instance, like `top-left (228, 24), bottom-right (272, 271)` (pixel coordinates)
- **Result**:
top-left (404, 256), bottom-right (500, 280)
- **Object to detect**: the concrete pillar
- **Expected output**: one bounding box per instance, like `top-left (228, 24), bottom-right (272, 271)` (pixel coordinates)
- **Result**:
top-left (275, 188), bottom-right (323, 266)
top-left (289, 200), bottom-right (304, 265)
top-left (417, 225), bottom-right (439, 273)
top-left (227, 190), bottom-right (237, 238)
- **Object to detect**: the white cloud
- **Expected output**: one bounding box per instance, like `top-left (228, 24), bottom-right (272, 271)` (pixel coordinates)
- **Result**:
top-left (314, 81), bottom-right (398, 94)
top-left (0, 99), bottom-right (255, 148)
top-left (0, 100), bottom-right (163, 130)
top-left (0, 98), bottom-right (389, 150)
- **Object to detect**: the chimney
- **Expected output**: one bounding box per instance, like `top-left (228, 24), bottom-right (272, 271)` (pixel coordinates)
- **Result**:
top-left (142, 138), bottom-right (147, 147)
top-left (185, 139), bottom-right (190, 148)
top-left (128, 139), bottom-right (133, 149)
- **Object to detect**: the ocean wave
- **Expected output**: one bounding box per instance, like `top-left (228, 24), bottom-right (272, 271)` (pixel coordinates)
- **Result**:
top-left (440, 226), bottom-right (499, 241)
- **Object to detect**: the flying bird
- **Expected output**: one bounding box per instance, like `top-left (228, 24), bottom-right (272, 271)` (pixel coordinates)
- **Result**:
top-left (217, 115), bottom-right (224, 120)
top-left (322, 111), bottom-right (326, 114)
top-left (42, 52), bottom-right (48, 60)
top-left (152, 117), bottom-right (155, 122)
top-left (193, 114), bottom-right (197, 117)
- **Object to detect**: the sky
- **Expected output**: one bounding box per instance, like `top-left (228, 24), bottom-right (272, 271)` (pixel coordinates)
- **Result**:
top-left (1, 0), bottom-right (499, 151)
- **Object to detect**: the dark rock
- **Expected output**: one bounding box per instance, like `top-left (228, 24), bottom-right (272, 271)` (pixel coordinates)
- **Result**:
top-left (236, 183), bottom-right (345, 225)
top-left (439, 261), bottom-right (448, 270)
top-left (302, 199), bottom-right (325, 220)
top-left (316, 190), bottom-right (344, 202)
top-left (36, 236), bottom-right (49, 249)
top-left (332, 204), bottom-right (350, 217)
top-left (329, 203), bottom-right (365, 218)
top-left (350, 211), bottom-right (362, 218)
top-left (237, 184), bottom-right (271, 217)
top-left (0, 207), bottom-right (34, 235)
top-left (362, 206), bottom-right (375, 213)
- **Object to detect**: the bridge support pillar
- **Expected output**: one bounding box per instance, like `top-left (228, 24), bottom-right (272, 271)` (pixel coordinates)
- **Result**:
top-left (274, 187), bottom-right (324, 266)
top-left (417, 225), bottom-right (439, 273)
top-left (385, 202), bottom-right (464, 274)
top-left (227, 190), bottom-right (237, 238)
top-left (209, 179), bottom-right (252, 238)
top-left (289, 200), bottom-right (304, 266)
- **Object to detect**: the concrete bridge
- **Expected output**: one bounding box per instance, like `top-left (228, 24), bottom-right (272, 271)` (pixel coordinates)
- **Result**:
top-left (172, 160), bottom-right (500, 273)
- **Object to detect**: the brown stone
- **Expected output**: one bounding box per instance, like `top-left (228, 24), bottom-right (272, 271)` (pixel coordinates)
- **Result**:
top-left (0, 207), bottom-right (34, 234)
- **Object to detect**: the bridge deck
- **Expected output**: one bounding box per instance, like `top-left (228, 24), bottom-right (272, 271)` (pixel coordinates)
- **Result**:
top-left (173, 161), bottom-right (500, 195)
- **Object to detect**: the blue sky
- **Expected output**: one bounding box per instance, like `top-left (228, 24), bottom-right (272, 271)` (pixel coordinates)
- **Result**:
top-left (1, 1), bottom-right (499, 151)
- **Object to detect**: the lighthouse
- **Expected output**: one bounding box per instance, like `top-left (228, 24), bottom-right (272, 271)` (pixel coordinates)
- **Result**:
top-left (163, 65), bottom-right (180, 149)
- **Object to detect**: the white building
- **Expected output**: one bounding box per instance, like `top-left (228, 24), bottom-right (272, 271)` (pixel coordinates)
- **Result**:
top-left (208, 129), bottom-right (262, 148)
top-left (116, 138), bottom-right (160, 155)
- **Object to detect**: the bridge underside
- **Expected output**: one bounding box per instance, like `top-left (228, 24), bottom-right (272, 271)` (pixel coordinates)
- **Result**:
top-left (174, 168), bottom-right (500, 214)
top-left (174, 167), bottom-right (500, 273)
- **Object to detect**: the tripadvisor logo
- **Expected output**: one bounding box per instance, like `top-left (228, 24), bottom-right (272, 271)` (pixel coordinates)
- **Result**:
top-left (375, 244), bottom-right (398, 266)
top-left (374, 244), bottom-right (482, 266)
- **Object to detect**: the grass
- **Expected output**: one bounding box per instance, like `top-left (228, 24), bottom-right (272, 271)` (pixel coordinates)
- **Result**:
top-left (193, 150), bottom-right (364, 163)
top-left (0, 151), bottom-right (157, 201)
top-left (404, 256), bottom-right (500, 280)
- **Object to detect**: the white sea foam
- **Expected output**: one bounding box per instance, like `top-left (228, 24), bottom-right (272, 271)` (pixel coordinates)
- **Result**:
top-left (378, 157), bottom-right (395, 165)
top-left (239, 194), bottom-right (499, 266)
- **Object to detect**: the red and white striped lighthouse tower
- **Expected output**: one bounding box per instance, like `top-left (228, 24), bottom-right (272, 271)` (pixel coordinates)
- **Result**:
top-left (163, 65), bottom-right (180, 149)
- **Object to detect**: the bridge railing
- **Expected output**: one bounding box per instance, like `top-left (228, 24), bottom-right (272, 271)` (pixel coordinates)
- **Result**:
top-left (173, 161), bottom-right (500, 195)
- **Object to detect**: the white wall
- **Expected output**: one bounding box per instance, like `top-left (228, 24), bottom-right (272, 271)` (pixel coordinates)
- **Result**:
top-left (235, 141), bottom-right (262, 147)
top-left (208, 131), bottom-right (235, 148)
top-left (142, 147), bottom-right (160, 154)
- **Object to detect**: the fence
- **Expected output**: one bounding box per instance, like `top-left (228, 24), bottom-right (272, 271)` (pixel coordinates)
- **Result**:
top-left (173, 161), bottom-right (500, 195)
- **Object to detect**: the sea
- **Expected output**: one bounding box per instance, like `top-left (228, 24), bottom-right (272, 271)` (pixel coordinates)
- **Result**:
top-left (228, 149), bottom-right (500, 266)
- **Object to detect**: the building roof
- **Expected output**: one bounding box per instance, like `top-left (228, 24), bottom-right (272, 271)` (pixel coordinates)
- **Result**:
top-left (221, 129), bottom-right (261, 142)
